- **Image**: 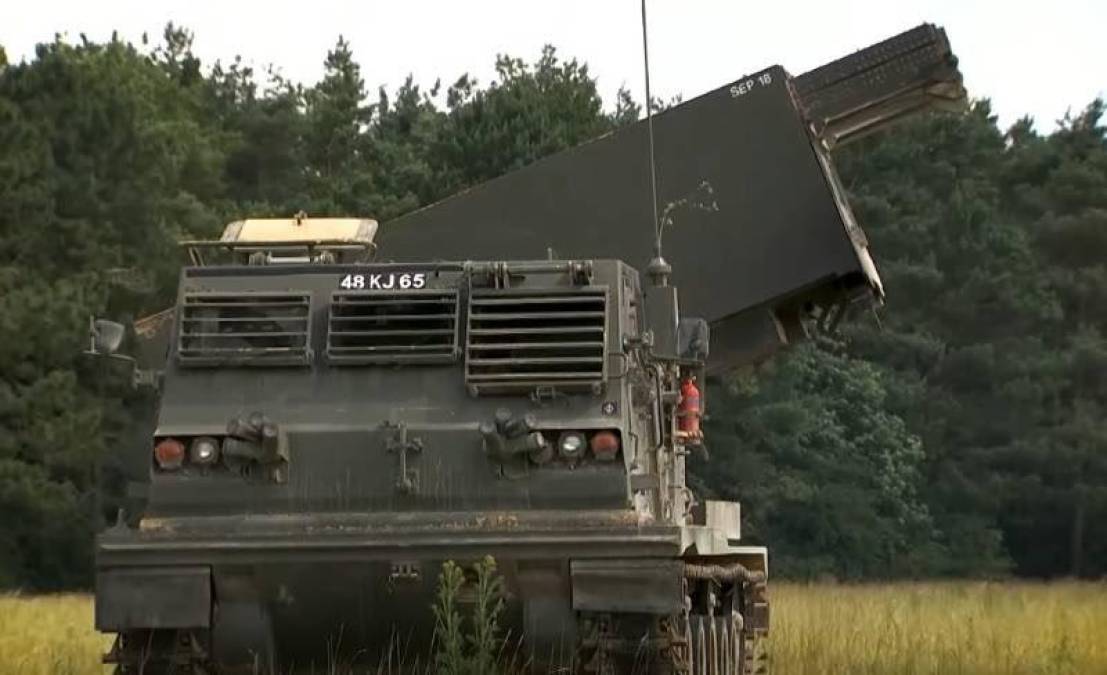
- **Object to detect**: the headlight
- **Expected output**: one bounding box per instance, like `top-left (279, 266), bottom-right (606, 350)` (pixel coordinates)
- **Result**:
top-left (558, 431), bottom-right (586, 460)
top-left (189, 436), bottom-right (221, 465)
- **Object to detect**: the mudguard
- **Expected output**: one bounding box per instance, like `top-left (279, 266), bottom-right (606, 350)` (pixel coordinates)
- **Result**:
top-left (95, 566), bottom-right (211, 631)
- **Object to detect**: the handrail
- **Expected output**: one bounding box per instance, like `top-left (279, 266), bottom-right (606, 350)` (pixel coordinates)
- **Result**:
top-left (178, 239), bottom-right (378, 267)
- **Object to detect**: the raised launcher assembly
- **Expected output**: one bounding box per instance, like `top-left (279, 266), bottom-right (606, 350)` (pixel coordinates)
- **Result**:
top-left (377, 23), bottom-right (965, 373)
top-left (795, 23), bottom-right (966, 148)
top-left (93, 24), bottom-right (965, 675)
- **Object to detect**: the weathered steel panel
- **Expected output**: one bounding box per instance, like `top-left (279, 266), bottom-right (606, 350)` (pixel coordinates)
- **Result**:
top-left (379, 65), bottom-right (872, 337)
top-left (99, 511), bottom-right (683, 567)
top-left (376, 24), bottom-right (965, 371)
top-left (377, 67), bottom-right (883, 373)
top-left (571, 559), bottom-right (685, 614)
top-left (95, 566), bottom-right (211, 630)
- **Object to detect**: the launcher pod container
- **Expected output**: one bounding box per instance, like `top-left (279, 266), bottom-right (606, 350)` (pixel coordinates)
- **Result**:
top-left (379, 23), bottom-right (963, 372)
top-left (93, 24), bottom-right (964, 675)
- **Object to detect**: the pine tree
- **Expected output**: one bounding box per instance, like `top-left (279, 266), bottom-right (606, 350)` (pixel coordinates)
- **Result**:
top-left (303, 36), bottom-right (375, 214)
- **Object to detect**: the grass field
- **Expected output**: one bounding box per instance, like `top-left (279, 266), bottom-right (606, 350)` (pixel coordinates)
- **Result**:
top-left (770, 582), bottom-right (1107, 675)
top-left (0, 593), bottom-right (111, 675)
top-left (2, 582), bottom-right (1105, 674)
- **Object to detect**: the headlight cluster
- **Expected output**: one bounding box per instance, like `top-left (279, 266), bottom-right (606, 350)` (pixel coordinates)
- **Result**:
top-left (546, 429), bottom-right (621, 463)
top-left (154, 436), bottom-right (221, 471)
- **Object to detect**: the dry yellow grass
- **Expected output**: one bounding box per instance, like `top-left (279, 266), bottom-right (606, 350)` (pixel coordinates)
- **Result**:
top-left (770, 582), bottom-right (1107, 675)
top-left (1, 582), bottom-right (1105, 674)
top-left (0, 593), bottom-right (111, 675)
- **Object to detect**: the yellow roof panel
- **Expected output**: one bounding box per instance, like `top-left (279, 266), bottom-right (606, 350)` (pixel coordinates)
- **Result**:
top-left (221, 218), bottom-right (378, 243)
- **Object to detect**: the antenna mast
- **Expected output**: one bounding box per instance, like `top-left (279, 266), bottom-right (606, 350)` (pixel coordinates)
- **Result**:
top-left (640, 0), bottom-right (663, 263)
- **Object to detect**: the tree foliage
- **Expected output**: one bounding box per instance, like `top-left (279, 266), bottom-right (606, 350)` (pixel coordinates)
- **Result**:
top-left (697, 341), bottom-right (936, 579)
top-left (838, 100), bottom-right (1107, 577)
top-left (0, 28), bottom-right (1104, 588)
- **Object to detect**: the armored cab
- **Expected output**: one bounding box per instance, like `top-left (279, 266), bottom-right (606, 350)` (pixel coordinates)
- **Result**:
top-left (92, 23), bottom-right (965, 675)
top-left (96, 216), bottom-right (766, 673)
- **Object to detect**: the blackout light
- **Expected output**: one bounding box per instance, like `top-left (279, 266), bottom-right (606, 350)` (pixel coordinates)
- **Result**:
top-left (590, 431), bottom-right (621, 461)
top-left (153, 438), bottom-right (186, 471)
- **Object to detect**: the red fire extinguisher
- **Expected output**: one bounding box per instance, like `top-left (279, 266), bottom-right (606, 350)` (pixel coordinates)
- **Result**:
top-left (678, 376), bottom-right (702, 437)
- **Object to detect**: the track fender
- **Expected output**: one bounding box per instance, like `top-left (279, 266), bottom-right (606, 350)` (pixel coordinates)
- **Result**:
top-left (96, 566), bottom-right (211, 631)
top-left (570, 558), bottom-right (684, 615)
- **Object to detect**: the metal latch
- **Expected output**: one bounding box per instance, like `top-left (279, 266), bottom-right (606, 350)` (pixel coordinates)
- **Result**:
top-left (382, 421), bottom-right (422, 495)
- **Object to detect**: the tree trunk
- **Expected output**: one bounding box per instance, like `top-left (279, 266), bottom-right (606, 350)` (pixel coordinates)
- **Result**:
top-left (1070, 492), bottom-right (1085, 578)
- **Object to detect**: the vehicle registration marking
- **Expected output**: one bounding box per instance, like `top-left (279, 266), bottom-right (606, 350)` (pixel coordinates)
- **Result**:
top-left (339, 273), bottom-right (427, 290)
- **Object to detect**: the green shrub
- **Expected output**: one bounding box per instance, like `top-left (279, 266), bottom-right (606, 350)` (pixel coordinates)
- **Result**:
top-left (432, 556), bottom-right (506, 675)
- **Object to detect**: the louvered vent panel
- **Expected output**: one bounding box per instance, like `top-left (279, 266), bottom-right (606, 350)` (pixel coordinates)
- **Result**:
top-left (328, 290), bottom-right (459, 364)
top-left (466, 289), bottom-right (607, 392)
top-left (178, 292), bottom-right (312, 366)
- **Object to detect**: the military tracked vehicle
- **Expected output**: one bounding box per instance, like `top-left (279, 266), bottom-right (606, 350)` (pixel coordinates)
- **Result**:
top-left (89, 24), bottom-right (964, 674)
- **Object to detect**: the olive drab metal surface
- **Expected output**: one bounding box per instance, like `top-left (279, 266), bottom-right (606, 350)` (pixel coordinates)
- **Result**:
top-left (93, 24), bottom-right (965, 675)
top-left (377, 23), bottom-right (964, 371)
top-left (380, 65), bottom-right (868, 328)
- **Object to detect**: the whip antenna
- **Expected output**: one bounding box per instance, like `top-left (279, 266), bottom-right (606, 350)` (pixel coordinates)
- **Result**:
top-left (640, 0), bottom-right (663, 262)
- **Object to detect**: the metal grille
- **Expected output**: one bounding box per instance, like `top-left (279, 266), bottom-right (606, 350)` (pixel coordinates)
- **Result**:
top-left (177, 292), bottom-right (312, 366)
top-left (327, 290), bottom-right (459, 364)
top-left (466, 289), bottom-right (607, 392)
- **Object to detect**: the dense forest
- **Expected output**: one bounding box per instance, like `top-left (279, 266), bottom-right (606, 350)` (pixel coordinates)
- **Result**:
top-left (0, 27), bottom-right (1104, 589)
